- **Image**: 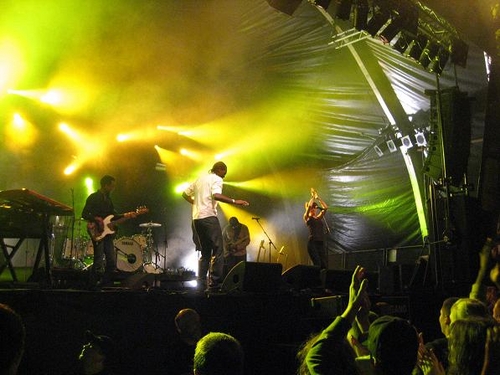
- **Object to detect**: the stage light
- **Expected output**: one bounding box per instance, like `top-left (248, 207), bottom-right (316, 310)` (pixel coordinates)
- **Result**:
top-left (386, 139), bottom-right (397, 153)
top-left (64, 164), bottom-right (78, 175)
top-left (392, 32), bottom-right (412, 54)
top-left (379, 14), bottom-right (404, 44)
top-left (336, 0), bottom-right (353, 20)
top-left (353, 0), bottom-right (368, 30)
top-left (116, 134), bottom-right (131, 142)
top-left (419, 40), bottom-right (440, 69)
top-left (383, 2), bottom-right (418, 45)
top-left (408, 34), bottom-right (428, 61)
top-left (401, 135), bottom-right (413, 149)
top-left (429, 46), bottom-right (450, 75)
top-left (365, 9), bottom-right (391, 36)
top-left (12, 113), bottom-right (26, 129)
top-left (85, 178), bottom-right (94, 196)
top-left (415, 131), bottom-right (427, 146)
top-left (374, 145), bottom-right (384, 157)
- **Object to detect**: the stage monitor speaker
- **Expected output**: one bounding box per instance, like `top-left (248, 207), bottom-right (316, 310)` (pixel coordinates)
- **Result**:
top-left (282, 265), bottom-right (322, 290)
top-left (221, 261), bottom-right (283, 294)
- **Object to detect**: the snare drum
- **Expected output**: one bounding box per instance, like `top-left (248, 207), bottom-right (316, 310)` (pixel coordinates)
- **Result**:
top-left (114, 237), bottom-right (142, 272)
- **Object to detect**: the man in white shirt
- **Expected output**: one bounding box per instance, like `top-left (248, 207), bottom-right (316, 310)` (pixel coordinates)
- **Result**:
top-left (182, 161), bottom-right (249, 291)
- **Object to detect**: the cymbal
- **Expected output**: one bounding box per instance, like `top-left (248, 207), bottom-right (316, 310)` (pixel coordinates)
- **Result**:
top-left (139, 222), bottom-right (162, 228)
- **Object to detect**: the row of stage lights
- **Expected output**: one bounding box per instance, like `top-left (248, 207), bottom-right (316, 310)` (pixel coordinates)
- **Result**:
top-left (374, 129), bottom-right (428, 157)
top-left (311, 0), bottom-right (468, 75)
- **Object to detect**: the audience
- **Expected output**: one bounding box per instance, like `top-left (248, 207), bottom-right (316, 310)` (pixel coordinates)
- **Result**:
top-left (3, 235), bottom-right (499, 375)
top-left (421, 297), bottom-right (460, 372)
top-left (193, 332), bottom-right (244, 375)
top-left (0, 303), bottom-right (25, 375)
top-left (420, 318), bottom-right (498, 375)
top-left (449, 298), bottom-right (491, 323)
top-left (481, 324), bottom-right (500, 375)
top-left (305, 265), bottom-right (419, 375)
top-left (164, 308), bottom-right (203, 375)
top-left (76, 330), bottom-right (117, 375)
top-left (493, 299), bottom-right (500, 323)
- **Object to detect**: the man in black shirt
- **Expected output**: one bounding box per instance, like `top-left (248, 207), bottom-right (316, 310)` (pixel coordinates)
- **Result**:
top-left (82, 175), bottom-right (136, 288)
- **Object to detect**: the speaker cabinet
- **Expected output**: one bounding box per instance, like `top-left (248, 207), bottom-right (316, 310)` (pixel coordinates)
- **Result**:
top-left (282, 265), bottom-right (322, 290)
top-left (221, 262), bottom-right (283, 294)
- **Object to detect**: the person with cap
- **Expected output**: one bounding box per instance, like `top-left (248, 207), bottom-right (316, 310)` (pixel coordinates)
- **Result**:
top-left (76, 330), bottom-right (117, 375)
top-left (222, 217), bottom-right (250, 275)
top-left (305, 265), bottom-right (419, 375)
top-left (182, 161), bottom-right (249, 292)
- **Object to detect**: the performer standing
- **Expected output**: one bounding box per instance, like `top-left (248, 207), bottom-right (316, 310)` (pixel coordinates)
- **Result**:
top-left (303, 188), bottom-right (329, 269)
top-left (182, 161), bottom-right (249, 291)
top-left (222, 217), bottom-right (250, 274)
top-left (82, 175), bottom-right (137, 288)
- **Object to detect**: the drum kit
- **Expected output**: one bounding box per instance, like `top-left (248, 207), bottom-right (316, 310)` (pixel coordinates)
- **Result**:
top-left (115, 221), bottom-right (164, 274)
top-left (61, 220), bottom-right (164, 274)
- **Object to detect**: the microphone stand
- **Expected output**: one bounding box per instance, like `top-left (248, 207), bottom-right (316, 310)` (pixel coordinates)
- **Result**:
top-left (163, 210), bottom-right (169, 271)
top-left (253, 218), bottom-right (278, 263)
top-left (69, 188), bottom-right (76, 269)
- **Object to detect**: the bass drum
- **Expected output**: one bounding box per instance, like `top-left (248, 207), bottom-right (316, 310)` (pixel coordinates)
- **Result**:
top-left (114, 237), bottom-right (142, 272)
top-left (132, 234), bottom-right (147, 249)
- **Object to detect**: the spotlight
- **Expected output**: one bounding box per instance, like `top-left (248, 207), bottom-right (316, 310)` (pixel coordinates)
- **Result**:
top-left (429, 46), bottom-right (450, 75)
top-left (418, 40), bottom-right (440, 69)
top-left (365, 9), bottom-right (391, 36)
top-left (408, 34), bottom-right (428, 61)
top-left (386, 139), bottom-right (397, 153)
top-left (374, 145), bottom-right (384, 157)
top-left (379, 14), bottom-right (404, 44)
top-left (415, 131), bottom-right (427, 146)
top-left (401, 135), bottom-right (413, 149)
top-left (392, 32), bottom-right (412, 54)
top-left (353, 0), bottom-right (368, 30)
top-left (336, 0), bottom-right (353, 20)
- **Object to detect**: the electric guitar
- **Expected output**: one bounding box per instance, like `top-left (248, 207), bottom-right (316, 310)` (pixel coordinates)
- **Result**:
top-left (87, 206), bottom-right (149, 242)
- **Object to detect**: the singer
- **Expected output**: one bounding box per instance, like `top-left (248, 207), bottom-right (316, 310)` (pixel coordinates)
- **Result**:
top-left (182, 161), bottom-right (250, 292)
top-left (303, 188), bottom-right (329, 269)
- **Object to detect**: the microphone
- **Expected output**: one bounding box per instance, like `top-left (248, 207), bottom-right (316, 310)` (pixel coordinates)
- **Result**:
top-left (252, 217), bottom-right (260, 220)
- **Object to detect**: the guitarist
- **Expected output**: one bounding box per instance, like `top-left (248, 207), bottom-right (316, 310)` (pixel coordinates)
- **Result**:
top-left (222, 217), bottom-right (250, 276)
top-left (82, 175), bottom-right (137, 289)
